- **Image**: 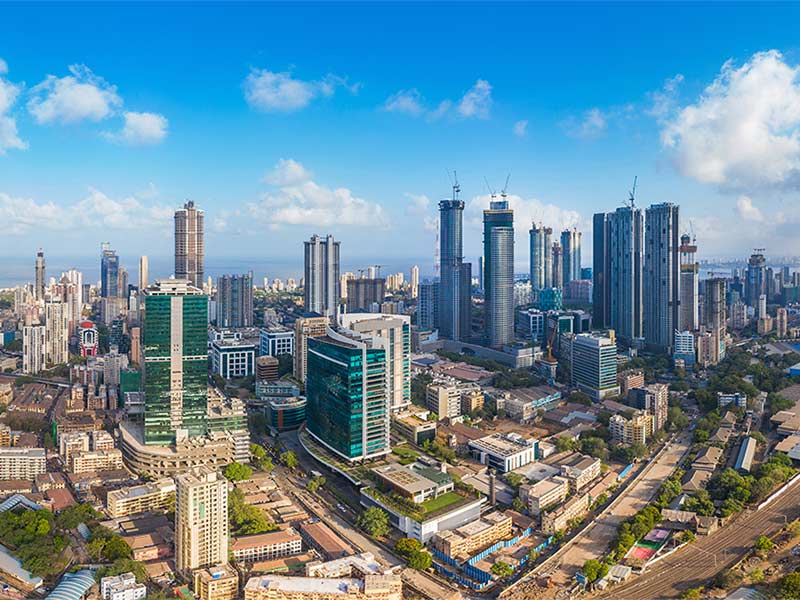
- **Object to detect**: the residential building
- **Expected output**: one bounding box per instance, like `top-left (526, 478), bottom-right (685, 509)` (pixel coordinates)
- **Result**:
top-left (216, 273), bottom-right (254, 328)
top-left (570, 332), bottom-right (620, 400)
top-left (101, 573), bottom-right (146, 600)
top-left (243, 574), bottom-right (402, 600)
top-left (521, 476), bottom-right (569, 516)
top-left (778, 308), bottom-right (789, 338)
top-left (346, 278), bottom-right (386, 313)
top-left (644, 203), bottom-right (680, 353)
top-left (231, 530), bottom-right (303, 564)
top-left (592, 213), bottom-right (610, 329)
top-left (745, 252), bottom-right (767, 308)
top-left (194, 565), bottom-right (239, 600)
top-left (704, 277), bottom-right (727, 365)
top-left (142, 279), bottom-right (209, 445)
top-left (432, 511), bottom-right (513, 559)
top-left (439, 189), bottom-right (472, 341)
top-left (502, 387), bottom-right (562, 422)
top-left (618, 370), bottom-right (645, 397)
top-left (426, 382), bottom-right (462, 420)
top-left (484, 197), bottom-right (514, 348)
top-left (417, 281), bottom-right (439, 331)
top-left (559, 454), bottom-right (601, 491)
top-left (541, 492), bottom-right (590, 534)
top-left (175, 200), bottom-right (205, 288)
top-left (551, 243), bottom-right (563, 290)
top-left (560, 229), bottom-right (581, 289)
top-left (631, 383), bottom-right (669, 431)
top-left (71, 449), bottom-right (125, 473)
top-left (22, 324), bottom-right (46, 374)
top-left (259, 325), bottom-right (294, 357)
top-left (718, 392), bottom-right (747, 409)
top-left (175, 469), bottom-right (229, 572)
top-left (0, 447), bottom-right (46, 480)
top-left (211, 338), bottom-right (256, 379)
top-left (101, 243), bottom-right (120, 298)
top-left (679, 233), bottom-right (699, 331)
top-left (603, 205), bottom-right (644, 341)
top-left (468, 433), bottom-right (537, 473)
top-left (306, 328), bottom-right (390, 462)
top-left (35, 248), bottom-right (46, 300)
top-left (293, 314), bottom-right (329, 383)
top-left (138, 256), bottom-right (149, 292)
top-left (304, 234), bottom-right (340, 317)
top-left (340, 313), bottom-right (411, 411)
top-left (610, 412), bottom-right (653, 446)
top-left (107, 478), bottom-right (176, 518)
top-left (410, 265), bottom-right (419, 299)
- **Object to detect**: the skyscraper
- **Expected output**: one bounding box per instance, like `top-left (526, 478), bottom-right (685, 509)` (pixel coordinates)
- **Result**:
top-left (679, 233), bottom-right (699, 331)
top-left (22, 325), bottom-right (46, 374)
top-left (483, 197), bottom-right (514, 348)
top-left (174, 201), bottom-right (205, 288)
top-left (34, 249), bottom-right (45, 301)
top-left (306, 328), bottom-right (390, 462)
top-left (303, 234), bottom-right (340, 317)
top-left (592, 213), bottom-right (610, 329)
top-left (560, 229), bottom-right (581, 289)
top-left (438, 187), bottom-right (472, 341)
top-left (346, 277), bottom-right (385, 312)
top-left (608, 205), bottom-right (644, 341)
top-left (529, 223), bottom-right (552, 295)
top-left (705, 277), bottom-right (727, 364)
top-left (118, 266), bottom-right (129, 299)
top-left (175, 468), bottom-right (229, 573)
top-left (101, 243), bottom-right (119, 299)
top-left (745, 252), bottom-right (766, 308)
top-left (551, 243), bottom-right (563, 291)
top-left (644, 203), bottom-right (680, 353)
top-left (340, 313), bottom-right (411, 412)
top-left (44, 300), bottom-right (69, 367)
top-left (410, 265), bottom-right (419, 299)
top-left (142, 279), bottom-right (208, 445)
top-left (417, 281), bottom-right (439, 330)
top-left (139, 256), bottom-right (149, 291)
top-left (216, 273), bottom-right (254, 328)
top-left (293, 313), bottom-right (329, 384)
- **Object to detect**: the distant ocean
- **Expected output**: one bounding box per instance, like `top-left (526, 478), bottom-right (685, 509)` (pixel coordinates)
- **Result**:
top-left (0, 255), bottom-right (435, 288)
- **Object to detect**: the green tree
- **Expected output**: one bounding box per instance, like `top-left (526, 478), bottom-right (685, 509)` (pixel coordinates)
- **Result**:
top-left (555, 436), bottom-right (580, 452)
top-left (102, 536), bottom-right (132, 561)
top-left (95, 558), bottom-right (148, 583)
top-left (681, 588), bottom-right (702, 600)
top-left (491, 561), bottom-right (514, 578)
top-left (754, 535), bottom-right (775, 553)
top-left (408, 550), bottom-right (432, 570)
top-left (511, 496), bottom-right (526, 513)
top-left (506, 472), bottom-right (525, 488)
top-left (779, 572), bottom-right (800, 600)
top-left (356, 507), bottom-right (390, 538)
top-left (582, 559), bottom-right (608, 583)
top-left (307, 476), bottom-right (326, 492)
top-left (280, 450), bottom-right (298, 470)
top-left (224, 462), bottom-right (253, 482)
top-left (395, 538), bottom-right (422, 558)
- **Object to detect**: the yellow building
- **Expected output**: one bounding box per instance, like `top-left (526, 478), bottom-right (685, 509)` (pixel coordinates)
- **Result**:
top-left (194, 565), bottom-right (239, 600)
top-left (432, 511), bottom-right (513, 559)
top-left (244, 574), bottom-right (402, 600)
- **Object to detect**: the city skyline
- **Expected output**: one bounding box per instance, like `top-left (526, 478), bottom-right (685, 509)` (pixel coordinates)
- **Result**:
top-left (2, 4), bottom-right (800, 265)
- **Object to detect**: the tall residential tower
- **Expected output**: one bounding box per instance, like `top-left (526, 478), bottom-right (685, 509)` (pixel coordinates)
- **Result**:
top-left (303, 234), bottom-right (340, 317)
top-left (438, 184), bottom-right (472, 341)
top-left (644, 203), bottom-right (680, 353)
top-left (174, 201), bottom-right (205, 288)
top-left (483, 197), bottom-right (514, 348)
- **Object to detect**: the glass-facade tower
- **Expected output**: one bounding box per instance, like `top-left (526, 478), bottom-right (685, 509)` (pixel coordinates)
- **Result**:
top-left (484, 199), bottom-right (514, 348)
top-left (142, 279), bottom-right (208, 445)
top-left (439, 192), bottom-right (471, 341)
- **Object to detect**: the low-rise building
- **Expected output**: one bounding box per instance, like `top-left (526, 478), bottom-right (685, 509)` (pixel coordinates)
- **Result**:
top-left (211, 339), bottom-right (256, 380)
top-left (244, 574), bottom-right (402, 600)
top-left (559, 454), bottom-right (601, 491)
top-left (0, 447), bottom-right (46, 480)
top-left (266, 396), bottom-right (307, 432)
top-left (609, 411), bottom-right (653, 446)
top-left (299, 521), bottom-right (353, 560)
top-left (259, 325), bottom-right (294, 357)
top-left (194, 564), bottom-right (239, 600)
top-left (231, 530), bottom-right (303, 564)
top-left (521, 476), bottom-right (569, 516)
top-left (468, 433), bottom-right (538, 473)
top-left (540, 492), bottom-right (590, 534)
top-left (391, 412), bottom-right (436, 446)
top-left (371, 464), bottom-right (453, 504)
top-left (618, 370), bottom-right (645, 397)
top-left (106, 478), bottom-right (176, 518)
top-left (71, 448), bottom-right (125, 474)
top-left (501, 387), bottom-right (562, 423)
top-left (718, 392), bottom-right (747, 410)
top-left (101, 572), bottom-right (146, 600)
top-left (431, 511), bottom-right (513, 559)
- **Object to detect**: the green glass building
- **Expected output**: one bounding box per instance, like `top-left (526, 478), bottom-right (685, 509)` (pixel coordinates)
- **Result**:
top-left (142, 279), bottom-right (209, 445)
top-left (306, 329), bottom-right (390, 462)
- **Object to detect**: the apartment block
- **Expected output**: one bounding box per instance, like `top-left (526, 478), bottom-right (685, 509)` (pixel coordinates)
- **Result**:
top-left (0, 447), bottom-right (46, 480)
top-left (106, 478), bottom-right (176, 518)
top-left (231, 529), bottom-right (303, 564)
top-left (521, 476), bottom-right (569, 516)
top-left (431, 511), bottom-right (513, 559)
top-left (541, 492), bottom-right (590, 534)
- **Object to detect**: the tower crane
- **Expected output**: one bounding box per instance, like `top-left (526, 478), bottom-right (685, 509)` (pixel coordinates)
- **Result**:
top-left (628, 176), bottom-right (638, 208)
top-left (501, 173), bottom-right (511, 200)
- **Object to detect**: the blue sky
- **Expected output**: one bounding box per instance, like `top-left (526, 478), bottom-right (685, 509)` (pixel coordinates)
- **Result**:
top-left (2, 2), bottom-right (800, 280)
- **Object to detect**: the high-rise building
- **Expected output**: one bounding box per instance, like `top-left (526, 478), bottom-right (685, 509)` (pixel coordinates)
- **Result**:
top-left (745, 252), bottom-right (767, 308)
top-left (410, 265), bottom-right (419, 299)
top-left (139, 256), bottom-right (149, 292)
top-left (55, 274), bottom-right (82, 334)
top-left (216, 273), bottom-right (254, 328)
top-left (101, 243), bottom-right (120, 299)
top-left (483, 197), bottom-right (514, 348)
top-left (592, 214), bottom-right (610, 329)
top-left (560, 229), bottom-right (581, 289)
top-left (551, 243), bottom-right (563, 291)
top-left (529, 223), bottom-right (552, 296)
top-left (175, 201), bottom-right (205, 289)
top-left (340, 313), bottom-right (411, 412)
top-left (704, 278), bottom-right (727, 365)
top-left (346, 278), bottom-right (385, 312)
top-left (679, 233), bottom-right (699, 331)
top-left (44, 300), bottom-right (69, 366)
top-left (417, 281), bottom-right (439, 330)
top-left (118, 266), bottom-right (130, 300)
top-left (175, 468), bottom-right (229, 573)
top-left (777, 307), bottom-right (788, 338)
top-left (22, 325), bottom-right (46, 374)
top-left (304, 234), bottom-right (340, 317)
top-left (306, 328), bottom-right (390, 462)
top-left (644, 203), bottom-right (680, 353)
top-left (142, 279), bottom-right (208, 445)
top-left (758, 293), bottom-right (768, 320)
top-left (293, 314), bottom-right (329, 384)
top-left (607, 205), bottom-right (644, 341)
top-left (570, 332), bottom-right (620, 400)
top-left (439, 189), bottom-right (472, 341)
top-left (35, 249), bottom-right (45, 301)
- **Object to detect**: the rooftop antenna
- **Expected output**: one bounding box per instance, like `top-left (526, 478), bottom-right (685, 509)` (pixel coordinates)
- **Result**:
top-left (628, 176), bottom-right (638, 208)
top-left (452, 170), bottom-right (461, 201)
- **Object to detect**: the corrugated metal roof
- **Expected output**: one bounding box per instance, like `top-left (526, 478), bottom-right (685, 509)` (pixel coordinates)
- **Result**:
top-left (46, 570), bottom-right (95, 600)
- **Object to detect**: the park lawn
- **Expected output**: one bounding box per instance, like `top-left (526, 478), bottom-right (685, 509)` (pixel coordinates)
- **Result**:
top-left (421, 491), bottom-right (462, 514)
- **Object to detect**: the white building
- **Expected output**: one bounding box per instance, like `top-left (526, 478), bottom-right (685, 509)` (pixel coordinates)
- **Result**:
top-left (175, 468), bottom-right (229, 572)
top-left (0, 447), bottom-right (46, 480)
top-left (259, 325), bottom-right (294, 357)
top-left (468, 433), bottom-right (538, 473)
top-left (22, 324), bottom-right (46, 374)
top-left (211, 338), bottom-right (256, 379)
top-left (101, 573), bottom-right (146, 600)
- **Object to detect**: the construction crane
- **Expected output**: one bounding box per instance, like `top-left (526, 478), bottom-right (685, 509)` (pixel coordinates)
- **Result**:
top-left (754, 247), bottom-right (766, 254)
top-left (501, 174), bottom-right (511, 200)
top-left (374, 264), bottom-right (384, 278)
top-left (484, 177), bottom-right (496, 199)
top-left (628, 176), bottom-right (638, 208)
top-left (446, 169), bottom-right (461, 201)
top-left (545, 320), bottom-right (559, 362)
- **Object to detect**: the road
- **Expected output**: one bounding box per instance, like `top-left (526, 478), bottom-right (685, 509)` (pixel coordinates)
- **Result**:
top-left (503, 429), bottom-right (693, 598)
top-left (597, 477), bottom-right (800, 599)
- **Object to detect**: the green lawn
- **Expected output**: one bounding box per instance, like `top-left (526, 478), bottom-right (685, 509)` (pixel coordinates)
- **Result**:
top-left (421, 491), bottom-right (462, 514)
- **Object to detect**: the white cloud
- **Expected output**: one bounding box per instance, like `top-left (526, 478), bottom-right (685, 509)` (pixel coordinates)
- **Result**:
top-left (383, 89), bottom-right (425, 117)
top-left (250, 159), bottom-right (386, 227)
top-left (28, 64), bottom-right (122, 124)
top-left (736, 195), bottom-right (764, 221)
top-left (647, 74), bottom-right (684, 120)
top-left (404, 193), bottom-right (430, 215)
top-left (513, 120), bottom-right (528, 138)
top-left (0, 62), bottom-right (26, 154)
top-left (243, 69), bottom-right (358, 112)
top-left (382, 79), bottom-right (492, 121)
top-left (564, 108), bottom-right (607, 139)
top-left (660, 50), bottom-right (800, 189)
top-left (457, 79), bottom-right (492, 119)
top-left (106, 111), bottom-right (168, 145)
top-left (263, 158), bottom-right (312, 186)
top-left (0, 187), bottom-right (172, 234)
